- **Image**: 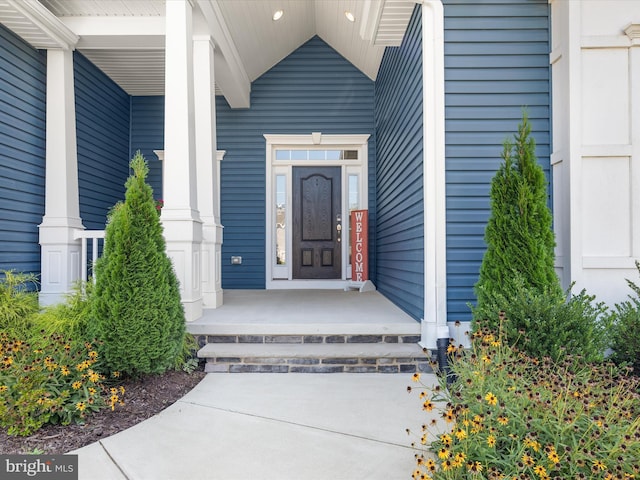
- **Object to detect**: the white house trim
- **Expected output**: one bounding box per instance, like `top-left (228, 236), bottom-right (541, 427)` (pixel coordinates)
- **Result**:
top-left (161, 0), bottom-right (203, 321)
top-left (419, 0), bottom-right (449, 349)
top-left (194, 34), bottom-right (223, 308)
top-left (38, 48), bottom-right (84, 305)
top-left (263, 133), bottom-right (370, 290)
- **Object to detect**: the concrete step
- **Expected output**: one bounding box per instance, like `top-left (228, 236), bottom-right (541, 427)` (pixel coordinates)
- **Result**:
top-left (197, 342), bottom-right (433, 374)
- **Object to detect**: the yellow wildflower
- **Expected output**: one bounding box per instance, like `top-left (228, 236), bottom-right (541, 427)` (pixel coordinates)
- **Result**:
top-left (72, 381), bottom-right (82, 390)
top-left (412, 373), bottom-right (421, 382)
top-left (76, 401), bottom-right (86, 412)
top-left (486, 434), bottom-right (496, 447)
top-left (455, 428), bottom-right (467, 441)
top-left (437, 448), bottom-right (450, 460)
top-left (533, 465), bottom-right (547, 478)
top-left (484, 392), bottom-right (498, 406)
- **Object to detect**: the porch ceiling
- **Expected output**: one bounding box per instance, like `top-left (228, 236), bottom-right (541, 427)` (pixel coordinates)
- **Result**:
top-left (1, 0), bottom-right (415, 103)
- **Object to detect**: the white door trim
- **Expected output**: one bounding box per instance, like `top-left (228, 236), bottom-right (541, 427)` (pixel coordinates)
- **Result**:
top-left (264, 133), bottom-right (370, 289)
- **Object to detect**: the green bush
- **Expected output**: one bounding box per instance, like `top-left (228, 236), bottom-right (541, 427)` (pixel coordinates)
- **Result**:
top-left (0, 271), bottom-right (39, 337)
top-left (477, 277), bottom-right (611, 363)
top-left (609, 261), bottom-right (640, 375)
top-left (473, 114), bottom-right (563, 324)
top-left (31, 281), bottom-right (93, 341)
top-left (89, 152), bottom-right (185, 377)
top-left (409, 324), bottom-right (640, 479)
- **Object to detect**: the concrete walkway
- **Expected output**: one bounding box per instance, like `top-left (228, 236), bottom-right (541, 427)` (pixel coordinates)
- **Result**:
top-left (71, 373), bottom-right (441, 480)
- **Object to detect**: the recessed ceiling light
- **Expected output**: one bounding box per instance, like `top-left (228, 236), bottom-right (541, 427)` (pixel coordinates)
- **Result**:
top-left (272, 9), bottom-right (284, 21)
top-left (345, 10), bottom-right (355, 22)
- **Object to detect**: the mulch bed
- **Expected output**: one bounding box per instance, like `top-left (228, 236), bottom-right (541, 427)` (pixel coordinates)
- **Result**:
top-left (0, 368), bottom-right (206, 455)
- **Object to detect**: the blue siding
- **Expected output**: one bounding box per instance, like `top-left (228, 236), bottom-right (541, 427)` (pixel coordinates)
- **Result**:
top-left (0, 25), bottom-right (46, 274)
top-left (443, 0), bottom-right (551, 321)
top-left (218, 36), bottom-right (376, 289)
top-left (74, 53), bottom-right (130, 230)
top-left (374, 6), bottom-right (424, 321)
top-left (130, 96), bottom-right (164, 199)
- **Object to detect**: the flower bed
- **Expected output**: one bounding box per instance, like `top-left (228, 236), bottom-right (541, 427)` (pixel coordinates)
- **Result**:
top-left (409, 323), bottom-right (640, 479)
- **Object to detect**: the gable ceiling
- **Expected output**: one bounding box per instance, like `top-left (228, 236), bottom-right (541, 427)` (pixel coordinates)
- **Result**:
top-left (1, 0), bottom-right (415, 103)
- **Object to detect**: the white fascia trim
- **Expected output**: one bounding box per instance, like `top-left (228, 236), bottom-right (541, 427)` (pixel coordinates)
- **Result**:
top-left (6, 0), bottom-right (78, 49)
top-left (421, 0), bottom-right (448, 349)
top-left (59, 17), bottom-right (165, 49)
top-left (264, 134), bottom-right (371, 146)
top-left (198, 0), bottom-right (250, 108)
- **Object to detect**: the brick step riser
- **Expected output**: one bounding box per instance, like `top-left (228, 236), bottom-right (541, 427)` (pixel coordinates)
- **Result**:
top-left (204, 357), bottom-right (434, 374)
top-left (196, 334), bottom-right (421, 346)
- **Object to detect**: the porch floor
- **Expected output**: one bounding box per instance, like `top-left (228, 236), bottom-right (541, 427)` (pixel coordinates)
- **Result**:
top-left (187, 289), bottom-right (421, 336)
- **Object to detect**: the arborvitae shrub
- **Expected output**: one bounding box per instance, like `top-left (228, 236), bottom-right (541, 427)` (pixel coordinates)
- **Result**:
top-left (473, 115), bottom-right (563, 330)
top-left (89, 152), bottom-right (185, 376)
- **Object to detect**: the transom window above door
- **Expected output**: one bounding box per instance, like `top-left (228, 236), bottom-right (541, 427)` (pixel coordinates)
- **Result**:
top-left (275, 149), bottom-right (359, 161)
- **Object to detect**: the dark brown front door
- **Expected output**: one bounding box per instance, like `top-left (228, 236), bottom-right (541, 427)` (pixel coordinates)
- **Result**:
top-left (292, 167), bottom-right (342, 279)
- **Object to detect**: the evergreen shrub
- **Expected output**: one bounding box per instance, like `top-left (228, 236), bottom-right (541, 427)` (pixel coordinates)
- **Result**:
top-left (609, 261), bottom-right (640, 375)
top-left (89, 152), bottom-right (185, 376)
top-left (473, 114), bottom-right (563, 330)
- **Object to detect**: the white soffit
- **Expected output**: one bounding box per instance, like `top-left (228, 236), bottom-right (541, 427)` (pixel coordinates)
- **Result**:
top-left (0, 0), bottom-right (78, 49)
top-left (1, 0), bottom-right (415, 97)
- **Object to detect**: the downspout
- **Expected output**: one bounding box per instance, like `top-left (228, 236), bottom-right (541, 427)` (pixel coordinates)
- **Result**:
top-left (415, 0), bottom-right (450, 357)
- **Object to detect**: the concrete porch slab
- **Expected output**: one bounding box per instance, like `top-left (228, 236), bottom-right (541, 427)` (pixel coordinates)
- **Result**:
top-left (187, 290), bottom-right (420, 336)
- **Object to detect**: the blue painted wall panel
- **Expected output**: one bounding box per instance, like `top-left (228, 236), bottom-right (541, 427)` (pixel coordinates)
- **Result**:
top-left (0, 24), bottom-right (46, 274)
top-left (443, 0), bottom-right (551, 322)
top-left (374, 6), bottom-right (424, 321)
top-left (217, 36), bottom-right (376, 289)
top-left (74, 52), bottom-right (130, 230)
top-left (130, 96), bottom-right (164, 200)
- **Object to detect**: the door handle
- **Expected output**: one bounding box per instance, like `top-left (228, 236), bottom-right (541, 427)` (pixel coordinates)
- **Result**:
top-left (336, 223), bottom-right (342, 242)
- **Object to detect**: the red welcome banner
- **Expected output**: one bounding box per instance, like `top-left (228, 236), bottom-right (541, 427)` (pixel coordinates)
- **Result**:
top-left (350, 210), bottom-right (368, 282)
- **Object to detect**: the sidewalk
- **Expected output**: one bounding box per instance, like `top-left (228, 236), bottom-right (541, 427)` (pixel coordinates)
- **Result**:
top-left (71, 373), bottom-right (441, 480)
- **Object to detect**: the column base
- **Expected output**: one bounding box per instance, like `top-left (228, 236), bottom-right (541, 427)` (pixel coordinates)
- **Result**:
top-left (419, 320), bottom-right (451, 350)
top-left (39, 220), bottom-right (84, 306)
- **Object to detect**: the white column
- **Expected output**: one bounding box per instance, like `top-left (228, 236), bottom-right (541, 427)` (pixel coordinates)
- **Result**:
top-left (419, 0), bottom-right (450, 349)
top-left (38, 49), bottom-right (84, 305)
top-left (162, 0), bottom-right (203, 321)
top-left (193, 35), bottom-right (223, 308)
top-left (626, 24), bottom-right (640, 258)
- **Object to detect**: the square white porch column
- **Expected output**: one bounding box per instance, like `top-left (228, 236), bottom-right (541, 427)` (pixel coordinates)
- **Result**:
top-left (39, 48), bottom-right (84, 306)
top-left (193, 35), bottom-right (223, 308)
top-left (420, 0), bottom-right (451, 349)
top-left (162, 0), bottom-right (203, 321)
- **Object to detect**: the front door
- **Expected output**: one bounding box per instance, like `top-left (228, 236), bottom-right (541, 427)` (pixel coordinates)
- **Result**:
top-left (292, 166), bottom-right (342, 279)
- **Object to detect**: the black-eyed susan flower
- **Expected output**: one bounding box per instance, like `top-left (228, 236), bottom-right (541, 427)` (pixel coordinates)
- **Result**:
top-left (423, 400), bottom-right (435, 412)
top-left (437, 447), bottom-right (450, 460)
top-left (533, 465), bottom-right (547, 478)
top-left (425, 459), bottom-right (436, 472)
top-left (592, 460), bottom-right (607, 472)
top-left (412, 372), bottom-right (421, 382)
top-left (522, 453), bottom-right (535, 467)
top-left (487, 434), bottom-right (496, 447)
top-left (76, 401), bottom-right (86, 412)
top-left (72, 381), bottom-right (82, 390)
top-left (485, 392), bottom-right (498, 406)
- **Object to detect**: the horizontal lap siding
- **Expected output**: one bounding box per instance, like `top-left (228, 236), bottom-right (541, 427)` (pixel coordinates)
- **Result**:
top-left (130, 96), bottom-right (164, 200)
top-left (444, 0), bottom-right (551, 321)
top-left (74, 53), bottom-right (130, 230)
top-left (0, 25), bottom-right (46, 273)
top-left (218, 36), bottom-right (375, 289)
top-left (374, 6), bottom-right (424, 321)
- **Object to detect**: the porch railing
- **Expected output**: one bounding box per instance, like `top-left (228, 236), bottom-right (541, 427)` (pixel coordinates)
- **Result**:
top-left (74, 230), bottom-right (105, 283)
